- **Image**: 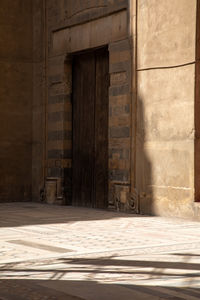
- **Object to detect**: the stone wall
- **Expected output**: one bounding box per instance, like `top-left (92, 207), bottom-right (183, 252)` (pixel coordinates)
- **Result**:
top-left (2, 0), bottom-right (200, 219)
top-left (0, 0), bottom-right (33, 201)
top-left (136, 0), bottom-right (199, 218)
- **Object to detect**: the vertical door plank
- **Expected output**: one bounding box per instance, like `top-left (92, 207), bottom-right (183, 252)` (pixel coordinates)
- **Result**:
top-left (95, 48), bottom-right (109, 208)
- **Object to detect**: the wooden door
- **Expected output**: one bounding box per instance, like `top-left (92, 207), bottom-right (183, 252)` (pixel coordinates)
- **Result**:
top-left (72, 47), bottom-right (109, 208)
top-left (72, 51), bottom-right (95, 207)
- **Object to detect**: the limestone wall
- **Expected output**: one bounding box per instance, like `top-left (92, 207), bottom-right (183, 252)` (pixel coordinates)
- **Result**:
top-left (136, 0), bottom-right (198, 218)
top-left (0, 1), bottom-right (33, 201)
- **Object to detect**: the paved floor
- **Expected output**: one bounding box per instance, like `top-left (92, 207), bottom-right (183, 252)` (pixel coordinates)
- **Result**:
top-left (0, 203), bottom-right (200, 299)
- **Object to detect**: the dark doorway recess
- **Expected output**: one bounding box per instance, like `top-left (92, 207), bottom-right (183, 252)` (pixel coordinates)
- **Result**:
top-left (72, 47), bottom-right (109, 208)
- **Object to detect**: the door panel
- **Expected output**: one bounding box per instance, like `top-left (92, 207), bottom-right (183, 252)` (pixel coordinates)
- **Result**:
top-left (72, 47), bottom-right (109, 208)
top-left (95, 48), bottom-right (109, 208)
top-left (72, 52), bottom-right (95, 207)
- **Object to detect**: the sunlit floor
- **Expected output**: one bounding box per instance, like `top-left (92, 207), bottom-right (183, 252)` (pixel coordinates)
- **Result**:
top-left (0, 202), bottom-right (200, 299)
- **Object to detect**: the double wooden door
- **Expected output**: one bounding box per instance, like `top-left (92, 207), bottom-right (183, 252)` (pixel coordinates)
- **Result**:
top-left (72, 47), bottom-right (109, 208)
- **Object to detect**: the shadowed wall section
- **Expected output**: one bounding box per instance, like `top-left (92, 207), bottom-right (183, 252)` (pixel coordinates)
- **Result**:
top-left (32, 0), bottom-right (46, 202)
top-left (0, 0), bottom-right (33, 201)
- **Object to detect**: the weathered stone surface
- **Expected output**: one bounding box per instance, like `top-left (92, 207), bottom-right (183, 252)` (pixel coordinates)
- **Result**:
top-left (52, 10), bottom-right (128, 55)
top-left (48, 111), bottom-right (71, 122)
top-left (109, 169), bottom-right (129, 182)
top-left (109, 148), bottom-right (129, 159)
top-left (109, 84), bottom-right (130, 96)
top-left (137, 65), bottom-right (195, 141)
top-left (109, 104), bottom-right (130, 117)
top-left (48, 167), bottom-right (63, 177)
top-left (137, 0), bottom-right (196, 68)
top-left (110, 127), bottom-right (130, 138)
top-left (48, 149), bottom-right (72, 159)
top-left (48, 130), bottom-right (72, 141)
top-left (110, 72), bottom-right (127, 86)
top-left (110, 61), bottom-right (130, 73)
top-left (0, 0), bottom-right (33, 60)
top-left (48, 94), bottom-right (71, 104)
top-left (109, 39), bottom-right (130, 52)
top-left (135, 0), bottom-right (198, 218)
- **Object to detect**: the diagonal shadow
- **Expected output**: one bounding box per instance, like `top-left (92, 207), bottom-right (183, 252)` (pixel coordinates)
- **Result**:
top-left (0, 279), bottom-right (200, 300)
top-left (0, 202), bottom-right (146, 228)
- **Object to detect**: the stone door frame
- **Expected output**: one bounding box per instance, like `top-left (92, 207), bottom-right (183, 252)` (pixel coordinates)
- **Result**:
top-left (46, 9), bottom-right (137, 212)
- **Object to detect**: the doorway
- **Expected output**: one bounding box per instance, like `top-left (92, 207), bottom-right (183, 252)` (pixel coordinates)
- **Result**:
top-left (72, 47), bottom-right (109, 208)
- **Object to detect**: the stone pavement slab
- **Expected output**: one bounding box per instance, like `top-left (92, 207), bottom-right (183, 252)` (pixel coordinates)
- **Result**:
top-left (0, 202), bottom-right (200, 299)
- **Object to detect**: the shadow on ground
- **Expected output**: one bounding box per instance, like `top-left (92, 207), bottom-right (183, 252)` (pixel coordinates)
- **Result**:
top-left (0, 202), bottom-right (150, 228)
top-left (1, 254), bottom-right (200, 299)
top-left (0, 279), bottom-right (200, 300)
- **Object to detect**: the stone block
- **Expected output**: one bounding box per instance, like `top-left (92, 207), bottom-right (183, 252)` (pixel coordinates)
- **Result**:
top-left (48, 130), bottom-right (72, 141)
top-left (137, 65), bottom-right (195, 141)
top-left (110, 126), bottom-right (130, 138)
top-left (109, 169), bottom-right (129, 182)
top-left (109, 84), bottom-right (130, 96)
